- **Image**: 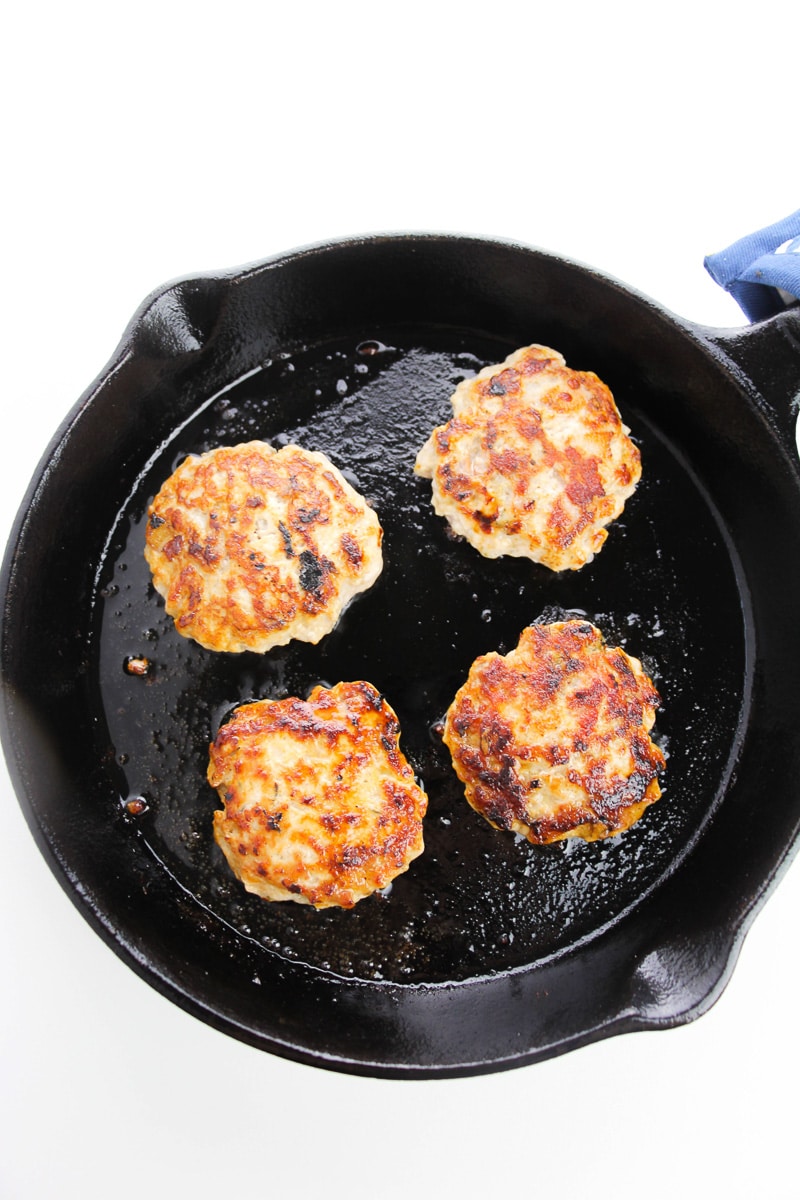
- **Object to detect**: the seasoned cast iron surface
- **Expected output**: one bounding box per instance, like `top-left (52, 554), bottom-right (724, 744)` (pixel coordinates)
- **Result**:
top-left (94, 326), bottom-right (746, 985)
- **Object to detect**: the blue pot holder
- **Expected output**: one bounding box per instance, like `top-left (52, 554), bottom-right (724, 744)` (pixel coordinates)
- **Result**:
top-left (705, 209), bottom-right (800, 322)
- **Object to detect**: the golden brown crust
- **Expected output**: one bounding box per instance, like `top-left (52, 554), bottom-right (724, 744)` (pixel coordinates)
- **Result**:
top-left (414, 345), bottom-right (641, 571)
top-left (443, 621), bottom-right (664, 844)
top-left (144, 441), bottom-right (383, 653)
top-left (208, 681), bottom-right (427, 909)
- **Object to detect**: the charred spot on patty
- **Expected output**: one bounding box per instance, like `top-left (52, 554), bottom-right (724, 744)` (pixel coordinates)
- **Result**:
top-left (298, 549), bottom-right (330, 594)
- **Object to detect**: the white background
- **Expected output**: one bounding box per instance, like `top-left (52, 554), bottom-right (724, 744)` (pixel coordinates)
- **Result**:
top-left (2, 3), bottom-right (799, 1197)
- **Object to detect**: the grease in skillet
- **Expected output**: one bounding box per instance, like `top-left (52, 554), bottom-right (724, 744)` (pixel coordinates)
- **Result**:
top-left (96, 331), bottom-right (741, 983)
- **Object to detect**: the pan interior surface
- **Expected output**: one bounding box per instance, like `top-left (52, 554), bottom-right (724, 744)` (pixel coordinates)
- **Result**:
top-left (92, 324), bottom-right (749, 987)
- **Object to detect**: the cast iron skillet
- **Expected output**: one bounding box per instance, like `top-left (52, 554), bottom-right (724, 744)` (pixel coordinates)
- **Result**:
top-left (3, 234), bottom-right (800, 1078)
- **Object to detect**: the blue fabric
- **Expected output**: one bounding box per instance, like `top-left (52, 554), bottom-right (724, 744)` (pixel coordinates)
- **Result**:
top-left (704, 209), bottom-right (800, 322)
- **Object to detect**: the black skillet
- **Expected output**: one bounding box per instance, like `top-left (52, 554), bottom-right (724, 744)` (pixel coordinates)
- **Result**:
top-left (3, 234), bottom-right (800, 1077)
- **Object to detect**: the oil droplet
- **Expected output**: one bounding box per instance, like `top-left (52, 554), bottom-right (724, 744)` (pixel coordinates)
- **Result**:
top-left (125, 796), bottom-right (149, 816)
top-left (356, 339), bottom-right (393, 356)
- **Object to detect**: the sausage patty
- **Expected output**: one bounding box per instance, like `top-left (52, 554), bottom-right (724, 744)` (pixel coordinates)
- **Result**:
top-left (415, 344), bottom-right (641, 571)
top-left (208, 681), bottom-right (428, 908)
top-left (144, 441), bottom-right (383, 653)
top-left (442, 620), bottom-right (664, 844)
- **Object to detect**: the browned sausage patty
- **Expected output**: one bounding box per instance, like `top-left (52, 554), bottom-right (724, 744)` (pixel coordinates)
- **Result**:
top-left (144, 441), bottom-right (383, 653)
top-left (208, 681), bottom-right (428, 909)
top-left (443, 620), bottom-right (664, 844)
top-left (415, 344), bottom-right (641, 571)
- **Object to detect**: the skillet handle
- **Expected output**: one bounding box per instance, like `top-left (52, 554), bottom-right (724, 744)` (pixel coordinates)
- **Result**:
top-left (706, 306), bottom-right (800, 460)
